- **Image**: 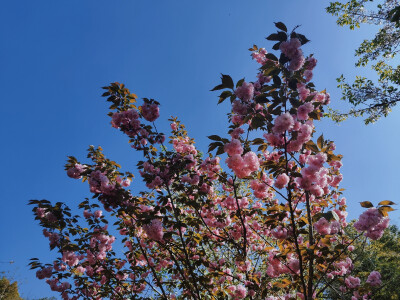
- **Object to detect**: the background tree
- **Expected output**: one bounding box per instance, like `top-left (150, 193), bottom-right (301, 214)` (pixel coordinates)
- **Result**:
top-left (324, 224), bottom-right (400, 299)
top-left (0, 276), bottom-right (23, 300)
top-left (326, 0), bottom-right (400, 124)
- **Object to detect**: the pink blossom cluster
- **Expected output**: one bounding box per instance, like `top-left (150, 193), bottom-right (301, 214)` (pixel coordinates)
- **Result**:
top-left (271, 226), bottom-right (289, 240)
top-left (62, 251), bottom-right (80, 267)
top-left (230, 127), bottom-right (244, 139)
top-left (226, 151), bottom-right (260, 178)
top-left (35, 207), bottom-right (57, 223)
top-left (143, 219), bottom-right (164, 241)
top-left (224, 139), bottom-right (243, 156)
top-left (366, 270), bottom-right (381, 286)
top-left (201, 205), bottom-right (231, 228)
top-left (36, 266), bottom-right (53, 279)
top-left (227, 284), bottom-right (247, 299)
top-left (313, 217), bottom-right (340, 235)
top-left (250, 177), bottom-right (273, 199)
top-left (66, 164), bottom-right (85, 179)
top-left (274, 173), bottom-right (289, 189)
top-left (345, 276), bottom-right (361, 289)
top-left (272, 112), bottom-right (294, 134)
top-left (199, 156), bottom-right (221, 180)
top-left (287, 121), bottom-right (314, 152)
top-left (87, 233), bottom-right (116, 261)
top-left (297, 83), bottom-right (311, 102)
top-left (111, 109), bottom-right (141, 137)
top-left (266, 251), bottom-right (299, 277)
top-left (46, 278), bottom-right (71, 294)
top-left (235, 82), bottom-right (254, 102)
top-left (279, 38), bottom-right (305, 71)
top-left (172, 137), bottom-right (197, 155)
top-left (253, 72), bottom-right (271, 93)
top-left (354, 208), bottom-right (389, 240)
top-left (88, 170), bottom-right (115, 194)
top-left (141, 102), bottom-right (160, 122)
top-left (116, 175), bottom-right (131, 187)
top-left (251, 48), bottom-right (268, 64)
top-left (43, 229), bottom-right (60, 247)
top-left (329, 258), bottom-right (353, 277)
top-left (297, 102), bottom-right (314, 121)
top-left (303, 57), bottom-right (317, 82)
top-left (296, 152), bottom-right (343, 197)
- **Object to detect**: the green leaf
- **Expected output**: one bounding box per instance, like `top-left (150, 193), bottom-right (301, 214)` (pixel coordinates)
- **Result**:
top-left (218, 90), bottom-right (232, 104)
top-left (360, 201), bottom-right (374, 208)
top-left (291, 32), bottom-right (310, 45)
top-left (252, 138), bottom-right (265, 145)
top-left (274, 22), bottom-right (287, 32)
top-left (254, 94), bottom-right (268, 104)
top-left (210, 84), bottom-right (225, 91)
top-left (379, 205), bottom-right (395, 217)
top-left (216, 146), bottom-right (225, 156)
top-left (211, 74), bottom-right (234, 91)
top-left (208, 135), bottom-right (222, 141)
top-left (304, 141), bottom-right (319, 153)
top-left (265, 53), bottom-right (278, 61)
top-left (378, 200), bottom-right (396, 206)
top-left (266, 32), bottom-right (287, 42)
top-left (251, 116), bottom-right (265, 128)
top-left (288, 79), bottom-right (298, 90)
top-left (272, 42), bottom-right (282, 50)
top-left (272, 75), bottom-right (282, 87)
top-left (236, 78), bottom-right (245, 88)
top-left (317, 134), bottom-right (324, 149)
top-left (221, 74), bottom-right (234, 89)
top-left (279, 53), bottom-right (289, 65)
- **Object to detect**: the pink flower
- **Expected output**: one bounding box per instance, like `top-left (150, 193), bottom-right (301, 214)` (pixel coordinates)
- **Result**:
top-left (366, 271), bottom-right (381, 286)
top-left (235, 285), bottom-right (247, 299)
top-left (230, 127), bottom-right (244, 139)
top-left (94, 210), bottom-right (102, 218)
top-left (36, 266), bottom-right (53, 279)
top-left (264, 133), bottom-right (284, 147)
top-left (141, 103), bottom-right (160, 122)
top-left (354, 208), bottom-right (389, 240)
top-left (235, 82), bottom-right (254, 102)
top-left (304, 70), bottom-right (313, 82)
top-left (306, 57), bottom-right (317, 70)
top-left (279, 38), bottom-right (305, 71)
top-left (226, 152), bottom-right (259, 178)
top-left (122, 178), bottom-right (131, 187)
top-left (272, 112), bottom-right (294, 134)
top-left (345, 276), bottom-right (360, 289)
top-left (67, 164), bottom-right (84, 179)
top-left (274, 173), bottom-right (289, 189)
top-left (143, 219), bottom-right (164, 241)
top-left (224, 139), bottom-right (244, 156)
top-left (252, 48), bottom-right (268, 64)
top-left (297, 102), bottom-right (314, 121)
top-left (314, 217), bottom-right (331, 235)
top-left (83, 210), bottom-right (92, 218)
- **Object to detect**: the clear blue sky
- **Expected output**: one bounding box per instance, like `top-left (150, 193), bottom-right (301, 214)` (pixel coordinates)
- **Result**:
top-left (1, 1), bottom-right (399, 298)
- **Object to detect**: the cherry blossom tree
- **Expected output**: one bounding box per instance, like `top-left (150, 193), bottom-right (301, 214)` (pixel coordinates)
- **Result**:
top-left (29, 23), bottom-right (394, 300)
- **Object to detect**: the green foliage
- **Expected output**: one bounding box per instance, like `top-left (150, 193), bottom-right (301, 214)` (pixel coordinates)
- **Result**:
top-left (326, 0), bottom-right (400, 124)
top-left (324, 224), bottom-right (400, 299)
top-left (0, 277), bottom-right (23, 300)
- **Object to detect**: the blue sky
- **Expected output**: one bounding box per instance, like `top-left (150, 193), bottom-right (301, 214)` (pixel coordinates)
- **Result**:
top-left (1, 0), bottom-right (399, 298)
